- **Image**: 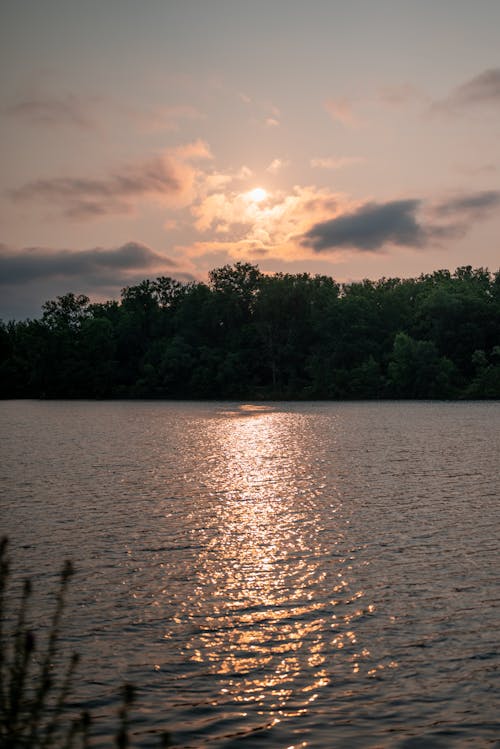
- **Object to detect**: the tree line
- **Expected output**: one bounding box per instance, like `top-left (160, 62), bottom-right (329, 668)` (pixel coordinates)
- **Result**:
top-left (1, 263), bottom-right (499, 399)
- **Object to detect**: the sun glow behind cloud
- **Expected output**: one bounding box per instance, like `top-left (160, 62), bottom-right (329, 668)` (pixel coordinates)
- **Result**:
top-left (246, 187), bottom-right (268, 203)
top-left (189, 178), bottom-right (347, 261)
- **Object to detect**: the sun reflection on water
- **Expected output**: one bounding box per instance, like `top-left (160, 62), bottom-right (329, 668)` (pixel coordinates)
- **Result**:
top-left (156, 404), bottom-right (374, 731)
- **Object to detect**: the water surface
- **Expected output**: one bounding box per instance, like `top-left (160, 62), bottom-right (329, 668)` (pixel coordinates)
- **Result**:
top-left (1, 400), bottom-right (499, 747)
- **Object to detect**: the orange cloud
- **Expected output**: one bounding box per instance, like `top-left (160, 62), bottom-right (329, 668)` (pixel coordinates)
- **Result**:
top-left (187, 184), bottom-right (351, 262)
top-left (324, 97), bottom-right (360, 127)
top-left (266, 158), bottom-right (289, 173)
top-left (310, 156), bottom-right (364, 169)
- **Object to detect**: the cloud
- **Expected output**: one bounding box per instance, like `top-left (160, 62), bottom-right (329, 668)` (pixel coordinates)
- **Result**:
top-left (192, 185), bottom-right (339, 239)
top-left (432, 190), bottom-right (500, 219)
top-left (5, 93), bottom-right (205, 134)
top-left (187, 184), bottom-right (345, 261)
top-left (266, 158), bottom-right (289, 173)
top-left (433, 68), bottom-right (500, 113)
top-left (0, 242), bottom-right (177, 286)
top-left (173, 140), bottom-right (212, 161)
top-left (128, 104), bottom-right (204, 132)
top-left (4, 93), bottom-right (96, 129)
top-left (238, 92), bottom-right (280, 127)
top-left (453, 163), bottom-right (498, 177)
top-left (324, 97), bottom-right (359, 127)
top-left (378, 83), bottom-right (428, 106)
top-left (0, 242), bottom-right (198, 320)
top-left (195, 164), bottom-right (253, 200)
top-left (174, 177), bottom-right (500, 265)
top-left (9, 141), bottom-right (212, 219)
top-left (11, 165), bottom-right (178, 219)
top-left (190, 175), bottom-right (488, 261)
top-left (302, 190), bottom-right (500, 254)
top-left (302, 200), bottom-right (435, 252)
top-left (310, 156), bottom-right (364, 170)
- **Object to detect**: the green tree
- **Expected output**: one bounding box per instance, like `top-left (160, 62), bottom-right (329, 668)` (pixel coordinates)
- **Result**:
top-left (41, 293), bottom-right (90, 331)
top-left (466, 347), bottom-right (500, 398)
top-left (388, 332), bottom-right (456, 398)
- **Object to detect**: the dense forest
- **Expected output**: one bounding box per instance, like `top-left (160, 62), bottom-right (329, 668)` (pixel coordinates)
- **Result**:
top-left (1, 263), bottom-right (499, 399)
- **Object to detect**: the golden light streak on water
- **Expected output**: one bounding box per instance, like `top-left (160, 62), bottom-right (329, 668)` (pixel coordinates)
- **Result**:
top-left (173, 404), bottom-right (375, 723)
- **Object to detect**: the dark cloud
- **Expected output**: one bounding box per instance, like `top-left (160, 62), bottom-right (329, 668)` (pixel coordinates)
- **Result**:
top-left (454, 163), bottom-right (497, 177)
top-left (5, 94), bottom-right (95, 129)
top-left (0, 242), bottom-right (177, 286)
top-left (302, 200), bottom-right (430, 252)
top-left (0, 242), bottom-right (192, 321)
top-left (302, 190), bottom-right (500, 254)
top-left (433, 190), bottom-right (500, 219)
top-left (249, 248), bottom-right (268, 257)
top-left (433, 68), bottom-right (500, 112)
top-left (9, 156), bottom-right (185, 219)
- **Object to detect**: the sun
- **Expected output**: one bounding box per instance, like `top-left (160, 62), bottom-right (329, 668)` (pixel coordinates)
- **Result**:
top-left (246, 187), bottom-right (268, 203)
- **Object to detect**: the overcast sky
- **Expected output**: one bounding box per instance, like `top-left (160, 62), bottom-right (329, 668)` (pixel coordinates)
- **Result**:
top-left (1, 0), bottom-right (500, 319)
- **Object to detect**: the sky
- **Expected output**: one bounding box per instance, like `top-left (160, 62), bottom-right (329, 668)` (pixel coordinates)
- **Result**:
top-left (1, 0), bottom-right (500, 320)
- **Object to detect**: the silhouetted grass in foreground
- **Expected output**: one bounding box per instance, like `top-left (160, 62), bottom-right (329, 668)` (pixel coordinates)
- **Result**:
top-left (0, 538), bottom-right (171, 748)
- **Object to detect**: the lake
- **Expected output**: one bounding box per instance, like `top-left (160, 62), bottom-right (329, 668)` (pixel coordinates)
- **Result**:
top-left (1, 400), bottom-right (499, 747)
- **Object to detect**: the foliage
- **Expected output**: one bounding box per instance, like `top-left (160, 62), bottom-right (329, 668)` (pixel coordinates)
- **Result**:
top-left (0, 539), bottom-right (171, 748)
top-left (1, 264), bottom-right (499, 400)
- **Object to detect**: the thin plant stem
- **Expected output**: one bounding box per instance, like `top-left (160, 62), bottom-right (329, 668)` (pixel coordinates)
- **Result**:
top-left (116, 683), bottom-right (135, 749)
top-left (41, 651), bottom-right (80, 749)
top-left (28, 560), bottom-right (74, 744)
top-left (0, 537), bottom-right (10, 717)
top-left (8, 578), bottom-right (33, 733)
